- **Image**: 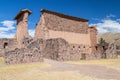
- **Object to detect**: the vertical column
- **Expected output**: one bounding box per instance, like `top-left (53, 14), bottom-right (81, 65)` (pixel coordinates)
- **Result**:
top-left (88, 26), bottom-right (98, 53)
top-left (14, 9), bottom-right (32, 48)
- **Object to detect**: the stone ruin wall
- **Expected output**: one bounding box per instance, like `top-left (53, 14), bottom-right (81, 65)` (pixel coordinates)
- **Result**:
top-left (4, 39), bottom-right (44, 64)
top-left (0, 38), bottom-right (18, 57)
top-left (3, 9), bottom-right (118, 64)
top-left (4, 38), bottom-right (93, 64)
top-left (35, 12), bottom-right (96, 54)
top-left (4, 37), bottom-right (119, 64)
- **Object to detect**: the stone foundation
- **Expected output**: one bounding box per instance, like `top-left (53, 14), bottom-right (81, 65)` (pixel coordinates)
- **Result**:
top-left (4, 38), bottom-right (118, 64)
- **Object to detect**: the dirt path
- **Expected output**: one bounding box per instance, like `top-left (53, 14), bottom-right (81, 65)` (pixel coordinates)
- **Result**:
top-left (41, 59), bottom-right (120, 80)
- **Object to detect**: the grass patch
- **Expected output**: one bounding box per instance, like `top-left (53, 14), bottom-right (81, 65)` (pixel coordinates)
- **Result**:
top-left (0, 62), bottom-right (50, 70)
top-left (66, 58), bottom-right (120, 71)
top-left (0, 57), bottom-right (119, 80)
top-left (0, 57), bottom-right (4, 63)
top-left (0, 62), bottom-right (51, 80)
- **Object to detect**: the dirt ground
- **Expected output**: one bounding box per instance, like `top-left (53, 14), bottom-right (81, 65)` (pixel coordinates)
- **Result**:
top-left (42, 59), bottom-right (120, 80)
top-left (0, 58), bottom-right (120, 80)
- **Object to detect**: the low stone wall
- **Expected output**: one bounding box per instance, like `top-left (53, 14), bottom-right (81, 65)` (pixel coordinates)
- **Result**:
top-left (44, 38), bottom-right (70, 61)
top-left (4, 39), bottom-right (44, 64)
top-left (44, 38), bottom-right (90, 61)
top-left (90, 44), bottom-right (118, 59)
top-left (4, 38), bottom-right (119, 64)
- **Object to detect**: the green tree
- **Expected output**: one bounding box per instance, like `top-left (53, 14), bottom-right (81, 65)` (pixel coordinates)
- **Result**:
top-left (100, 38), bottom-right (106, 44)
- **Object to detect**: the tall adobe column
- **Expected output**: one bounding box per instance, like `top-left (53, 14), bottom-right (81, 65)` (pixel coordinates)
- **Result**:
top-left (88, 26), bottom-right (98, 53)
top-left (14, 9), bottom-right (31, 48)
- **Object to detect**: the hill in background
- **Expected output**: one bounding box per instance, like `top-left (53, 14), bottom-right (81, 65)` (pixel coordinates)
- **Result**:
top-left (98, 32), bottom-right (120, 46)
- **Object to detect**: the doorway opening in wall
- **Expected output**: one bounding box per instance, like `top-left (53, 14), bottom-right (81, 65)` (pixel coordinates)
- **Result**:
top-left (81, 53), bottom-right (86, 60)
top-left (4, 42), bottom-right (8, 49)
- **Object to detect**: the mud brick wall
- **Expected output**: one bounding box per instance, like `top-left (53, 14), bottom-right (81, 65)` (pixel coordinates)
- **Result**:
top-left (43, 13), bottom-right (88, 34)
top-left (35, 12), bottom-right (89, 40)
top-left (4, 39), bottom-right (44, 64)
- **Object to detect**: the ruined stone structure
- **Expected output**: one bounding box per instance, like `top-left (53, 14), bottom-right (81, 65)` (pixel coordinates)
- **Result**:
top-left (35, 9), bottom-right (98, 54)
top-left (5, 39), bottom-right (44, 64)
top-left (14, 9), bottom-right (32, 48)
top-left (0, 9), bottom-right (118, 64)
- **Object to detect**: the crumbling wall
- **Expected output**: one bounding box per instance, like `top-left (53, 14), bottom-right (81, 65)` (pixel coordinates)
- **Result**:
top-left (4, 39), bottom-right (44, 64)
top-left (22, 37), bottom-right (33, 47)
top-left (0, 38), bottom-right (18, 50)
top-left (0, 38), bottom-right (18, 57)
top-left (88, 43), bottom-right (118, 60)
top-left (106, 43), bottom-right (118, 58)
top-left (4, 38), bottom-right (118, 64)
top-left (44, 38), bottom-right (70, 61)
top-left (44, 38), bottom-right (90, 61)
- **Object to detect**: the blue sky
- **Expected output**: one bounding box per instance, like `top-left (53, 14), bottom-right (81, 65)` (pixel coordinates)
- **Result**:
top-left (0, 0), bottom-right (120, 38)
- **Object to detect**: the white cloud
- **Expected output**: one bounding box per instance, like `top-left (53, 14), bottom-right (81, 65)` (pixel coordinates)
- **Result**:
top-left (0, 20), bottom-right (16, 38)
top-left (29, 29), bottom-right (35, 37)
top-left (0, 20), bottom-right (35, 38)
top-left (0, 20), bottom-right (15, 31)
top-left (90, 16), bottom-right (120, 34)
top-left (0, 32), bottom-right (15, 38)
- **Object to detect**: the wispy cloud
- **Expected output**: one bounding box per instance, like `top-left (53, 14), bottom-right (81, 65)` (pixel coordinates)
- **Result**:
top-left (0, 20), bottom-right (16, 38)
top-left (106, 14), bottom-right (116, 18)
top-left (0, 20), bottom-right (15, 32)
top-left (0, 20), bottom-right (35, 38)
top-left (90, 14), bottom-right (120, 34)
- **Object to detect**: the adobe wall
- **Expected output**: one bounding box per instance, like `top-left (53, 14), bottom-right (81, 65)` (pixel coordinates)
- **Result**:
top-left (15, 12), bottom-right (30, 48)
top-left (43, 13), bottom-right (88, 33)
top-left (47, 30), bottom-right (91, 45)
top-left (35, 14), bottom-right (47, 39)
top-left (88, 27), bottom-right (98, 53)
top-left (35, 12), bottom-right (89, 40)
top-left (35, 12), bottom-right (98, 54)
